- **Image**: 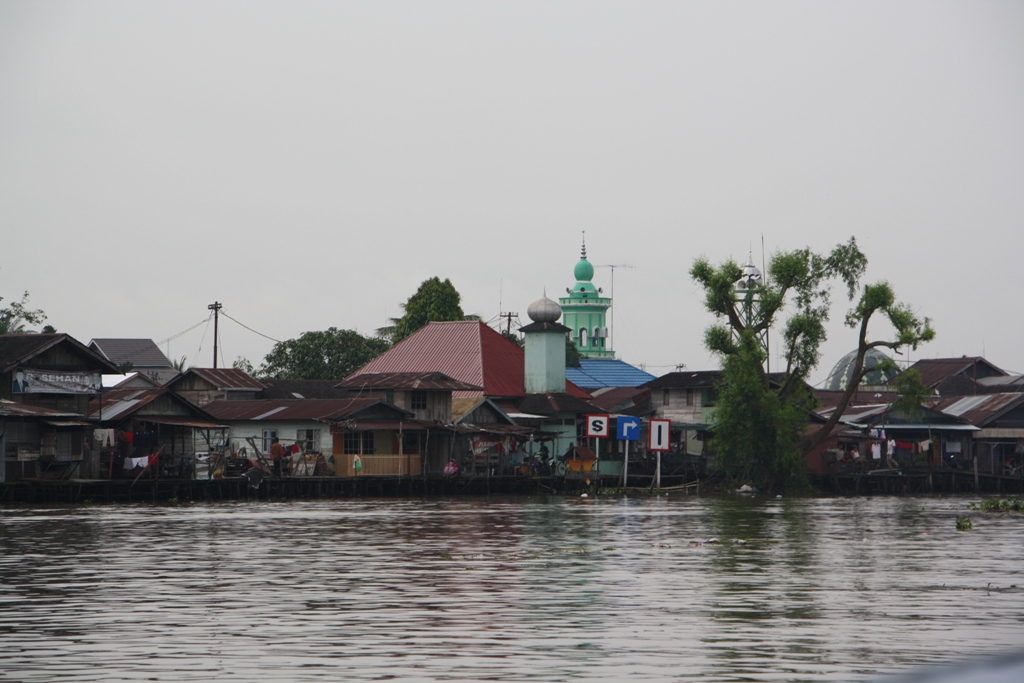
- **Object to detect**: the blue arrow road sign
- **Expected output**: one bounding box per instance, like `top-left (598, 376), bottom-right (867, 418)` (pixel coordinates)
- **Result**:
top-left (617, 416), bottom-right (641, 441)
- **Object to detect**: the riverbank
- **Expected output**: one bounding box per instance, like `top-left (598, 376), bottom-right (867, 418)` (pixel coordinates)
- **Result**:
top-left (0, 472), bottom-right (700, 504)
top-left (3, 466), bottom-right (1023, 505)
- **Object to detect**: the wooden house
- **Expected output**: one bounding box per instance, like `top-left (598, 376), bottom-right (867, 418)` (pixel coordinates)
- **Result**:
top-left (1, 333), bottom-right (119, 481)
top-left (91, 387), bottom-right (225, 479)
top-left (165, 367), bottom-right (265, 407)
top-left (935, 393), bottom-right (1024, 475)
top-left (335, 372), bottom-right (481, 474)
top-left (201, 397), bottom-right (434, 477)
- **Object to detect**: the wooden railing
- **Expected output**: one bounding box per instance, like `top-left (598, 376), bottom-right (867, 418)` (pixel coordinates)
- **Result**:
top-left (335, 453), bottom-right (422, 477)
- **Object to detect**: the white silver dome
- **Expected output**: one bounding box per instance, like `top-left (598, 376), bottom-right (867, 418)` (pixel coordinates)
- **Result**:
top-left (527, 295), bottom-right (562, 323)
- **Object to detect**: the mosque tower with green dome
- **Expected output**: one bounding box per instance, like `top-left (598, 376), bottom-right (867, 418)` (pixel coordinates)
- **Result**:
top-left (559, 237), bottom-right (614, 359)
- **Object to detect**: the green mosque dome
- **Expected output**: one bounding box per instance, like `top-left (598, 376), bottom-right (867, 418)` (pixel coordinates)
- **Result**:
top-left (574, 257), bottom-right (594, 282)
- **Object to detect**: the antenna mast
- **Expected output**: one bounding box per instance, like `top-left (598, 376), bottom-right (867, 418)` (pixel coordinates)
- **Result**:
top-left (596, 263), bottom-right (634, 353)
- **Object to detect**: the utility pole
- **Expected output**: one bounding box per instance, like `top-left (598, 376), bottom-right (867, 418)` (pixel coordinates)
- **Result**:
top-left (596, 264), bottom-right (634, 353)
top-left (501, 311), bottom-right (519, 336)
top-left (208, 301), bottom-right (222, 368)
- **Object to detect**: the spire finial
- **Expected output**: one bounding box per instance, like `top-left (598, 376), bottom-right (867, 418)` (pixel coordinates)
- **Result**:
top-left (581, 230), bottom-right (587, 260)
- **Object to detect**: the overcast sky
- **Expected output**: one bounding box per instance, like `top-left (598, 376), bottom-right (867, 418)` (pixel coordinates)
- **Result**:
top-left (2, 0), bottom-right (1022, 384)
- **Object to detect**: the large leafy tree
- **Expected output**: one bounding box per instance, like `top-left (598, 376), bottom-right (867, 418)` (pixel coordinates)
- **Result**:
top-left (691, 237), bottom-right (934, 489)
top-left (0, 290), bottom-right (47, 334)
top-left (381, 277), bottom-right (477, 343)
top-left (257, 328), bottom-right (390, 380)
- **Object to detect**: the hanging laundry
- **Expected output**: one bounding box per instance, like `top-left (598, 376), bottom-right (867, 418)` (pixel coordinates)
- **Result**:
top-left (291, 443), bottom-right (300, 454)
top-left (871, 443), bottom-right (882, 460)
top-left (919, 439), bottom-right (932, 451)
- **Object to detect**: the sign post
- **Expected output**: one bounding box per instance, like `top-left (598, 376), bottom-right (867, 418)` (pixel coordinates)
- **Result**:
top-left (616, 416), bottom-right (641, 489)
top-left (585, 414), bottom-right (610, 467)
top-left (648, 419), bottom-right (671, 490)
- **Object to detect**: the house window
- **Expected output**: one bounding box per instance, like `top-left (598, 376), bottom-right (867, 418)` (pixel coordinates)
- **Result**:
top-left (663, 389), bottom-right (670, 406)
top-left (296, 429), bottom-right (321, 453)
top-left (579, 328), bottom-right (588, 346)
top-left (410, 391), bottom-right (427, 410)
top-left (685, 389), bottom-right (693, 406)
top-left (262, 429), bottom-right (278, 453)
top-left (343, 431), bottom-right (372, 455)
top-left (385, 389), bottom-right (395, 404)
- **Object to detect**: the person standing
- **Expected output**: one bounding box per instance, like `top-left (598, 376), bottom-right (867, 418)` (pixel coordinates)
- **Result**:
top-left (270, 437), bottom-right (286, 477)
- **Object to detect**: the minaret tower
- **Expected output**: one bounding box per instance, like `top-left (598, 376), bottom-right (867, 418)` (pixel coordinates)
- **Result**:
top-left (559, 234), bottom-right (614, 358)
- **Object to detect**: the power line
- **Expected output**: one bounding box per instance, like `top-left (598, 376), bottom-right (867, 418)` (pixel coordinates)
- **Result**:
top-left (190, 316), bottom-right (213, 368)
top-left (220, 310), bottom-right (283, 344)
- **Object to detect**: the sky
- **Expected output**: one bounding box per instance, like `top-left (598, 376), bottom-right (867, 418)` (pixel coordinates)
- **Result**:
top-left (2, 0), bottom-right (1023, 385)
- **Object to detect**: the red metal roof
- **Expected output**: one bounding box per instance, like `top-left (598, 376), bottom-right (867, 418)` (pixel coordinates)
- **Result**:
top-left (351, 321), bottom-right (590, 399)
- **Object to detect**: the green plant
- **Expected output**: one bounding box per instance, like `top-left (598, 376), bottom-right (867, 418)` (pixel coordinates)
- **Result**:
top-left (956, 516), bottom-right (972, 531)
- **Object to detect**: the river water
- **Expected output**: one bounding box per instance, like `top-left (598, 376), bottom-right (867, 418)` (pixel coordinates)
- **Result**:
top-left (1, 495), bottom-right (1023, 682)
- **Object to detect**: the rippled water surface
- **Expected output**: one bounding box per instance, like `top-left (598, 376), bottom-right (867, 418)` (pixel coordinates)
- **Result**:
top-left (2, 495), bottom-right (1023, 682)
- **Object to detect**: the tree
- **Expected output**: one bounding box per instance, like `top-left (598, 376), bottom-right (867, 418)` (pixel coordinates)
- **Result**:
top-left (232, 357), bottom-right (256, 375)
top-left (0, 290), bottom-right (47, 334)
top-left (257, 328), bottom-right (390, 380)
top-left (565, 335), bottom-right (581, 368)
top-left (380, 277), bottom-right (476, 343)
top-left (712, 331), bottom-right (808, 490)
top-left (691, 237), bottom-right (934, 490)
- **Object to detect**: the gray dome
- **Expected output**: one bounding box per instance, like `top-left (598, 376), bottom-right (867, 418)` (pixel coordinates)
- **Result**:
top-left (824, 348), bottom-right (898, 391)
top-left (527, 295), bottom-right (562, 323)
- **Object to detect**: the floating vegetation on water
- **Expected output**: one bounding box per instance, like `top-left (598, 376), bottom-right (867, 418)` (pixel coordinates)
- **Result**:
top-left (969, 498), bottom-right (1024, 513)
top-left (956, 516), bottom-right (973, 531)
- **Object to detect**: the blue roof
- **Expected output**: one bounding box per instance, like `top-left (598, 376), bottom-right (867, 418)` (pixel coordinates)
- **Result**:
top-left (566, 358), bottom-right (656, 389)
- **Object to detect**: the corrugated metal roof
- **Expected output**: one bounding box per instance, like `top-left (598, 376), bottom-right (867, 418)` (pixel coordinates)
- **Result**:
top-left (935, 392), bottom-right (1024, 427)
top-left (517, 392), bottom-right (600, 416)
top-left (0, 333), bottom-right (121, 374)
top-left (337, 371), bottom-right (481, 392)
top-left (88, 338), bottom-right (173, 368)
top-left (92, 387), bottom-right (164, 420)
top-left (566, 359), bottom-right (655, 389)
top-left (0, 399), bottom-right (83, 419)
top-left (588, 386), bottom-right (652, 413)
top-left (202, 398), bottom-right (411, 422)
top-left (182, 367), bottom-right (266, 391)
top-left (351, 321), bottom-right (588, 399)
top-left (898, 357), bottom-right (1007, 389)
top-left (644, 370), bottom-right (722, 389)
top-left (259, 379), bottom-right (350, 400)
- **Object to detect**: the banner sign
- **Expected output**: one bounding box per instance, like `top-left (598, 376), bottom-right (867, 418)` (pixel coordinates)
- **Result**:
top-left (12, 368), bottom-right (101, 395)
top-left (471, 436), bottom-right (517, 455)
